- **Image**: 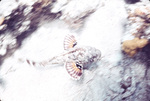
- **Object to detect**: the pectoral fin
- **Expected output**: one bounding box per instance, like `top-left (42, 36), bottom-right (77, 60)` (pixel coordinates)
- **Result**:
top-left (65, 61), bottom-right (83, 80)
top-left (64, 34), bottom-right (77, 50)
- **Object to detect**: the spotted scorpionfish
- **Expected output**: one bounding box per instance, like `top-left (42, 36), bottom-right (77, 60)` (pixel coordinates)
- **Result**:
top-left (23, 35), bottom-right (101, 80)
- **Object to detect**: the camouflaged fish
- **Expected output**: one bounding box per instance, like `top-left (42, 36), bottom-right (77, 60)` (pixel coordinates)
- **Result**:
top-left (21, 35), bottom-right (101, 80)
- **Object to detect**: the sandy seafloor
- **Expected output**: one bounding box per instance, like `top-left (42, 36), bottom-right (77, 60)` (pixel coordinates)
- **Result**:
top-left (0, 0), bottom-right (150, 101)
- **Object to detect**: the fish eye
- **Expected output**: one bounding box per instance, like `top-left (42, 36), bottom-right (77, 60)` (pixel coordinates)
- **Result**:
top-left (76, 62), bottom-right (82, 69)
top-left (73, 42), bottom-right (77, 47)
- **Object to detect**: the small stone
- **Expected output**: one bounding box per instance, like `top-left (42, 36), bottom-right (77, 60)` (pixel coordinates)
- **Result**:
top-left (0, 16), bottom-right (4, 25)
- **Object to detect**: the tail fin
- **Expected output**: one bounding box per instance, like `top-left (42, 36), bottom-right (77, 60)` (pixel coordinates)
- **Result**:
top-left (18, 55), bottom-right (64, 67)
top-left (17, 52), bottom-right (67, 67)
top-left (18, 58), bottom-right (48, 67)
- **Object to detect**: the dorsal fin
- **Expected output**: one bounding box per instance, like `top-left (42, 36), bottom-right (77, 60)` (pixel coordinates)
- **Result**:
top-left (65, 61), bottom-right (83, 80)
top-left (64, 34), bottom-right (77, 50)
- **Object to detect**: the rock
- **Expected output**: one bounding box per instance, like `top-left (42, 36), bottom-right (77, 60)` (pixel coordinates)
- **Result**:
top-left (52, 0), bottom-right (102, 29)
top-left (124, 0), bottom-right (140, 4)
top-left (0, 1), bottom-right (61, 64)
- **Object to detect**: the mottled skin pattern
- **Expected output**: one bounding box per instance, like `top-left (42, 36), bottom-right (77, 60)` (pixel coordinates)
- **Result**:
top-left (44, 45), bottom-right (101, 80)
top-left (25, 44), bottom-right (101, 70)
top-left (65, 46), bottom-right (101, 69)
top-left (43, 46), bottom-right (101, 69)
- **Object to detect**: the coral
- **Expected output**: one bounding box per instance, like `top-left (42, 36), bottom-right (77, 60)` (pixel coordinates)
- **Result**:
top-left (122, 38), bottom-right (148, 56)
top-left (126, 3), bottom-right (150, 39)
top-left (122, 3), bottom-right (150, 56)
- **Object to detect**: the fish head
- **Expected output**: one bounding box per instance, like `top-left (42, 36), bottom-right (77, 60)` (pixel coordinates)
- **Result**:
top-left (82, 46), bottom-right (101, 69)
top-left (66, 46), bottom-right (101, 69)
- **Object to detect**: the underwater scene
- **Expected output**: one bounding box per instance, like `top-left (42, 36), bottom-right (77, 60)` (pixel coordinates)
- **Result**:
top-left (0, 0), bottom-right (150, 101)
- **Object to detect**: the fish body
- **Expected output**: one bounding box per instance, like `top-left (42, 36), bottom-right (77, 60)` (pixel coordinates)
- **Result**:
top-left (62, 46), bottom-right (101, 69)
top-left (22, 35), bottom-right (101, 80)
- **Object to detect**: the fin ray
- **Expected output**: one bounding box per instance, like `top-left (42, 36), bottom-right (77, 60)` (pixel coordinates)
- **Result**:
top-left (64, 35), bottom-right (77, 50)
top-left (65, 61), bottom-right (83, 80)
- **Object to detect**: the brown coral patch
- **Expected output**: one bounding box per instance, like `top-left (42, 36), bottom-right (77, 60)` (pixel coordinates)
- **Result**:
top-left (122, 38), bottom-right (148, 56)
